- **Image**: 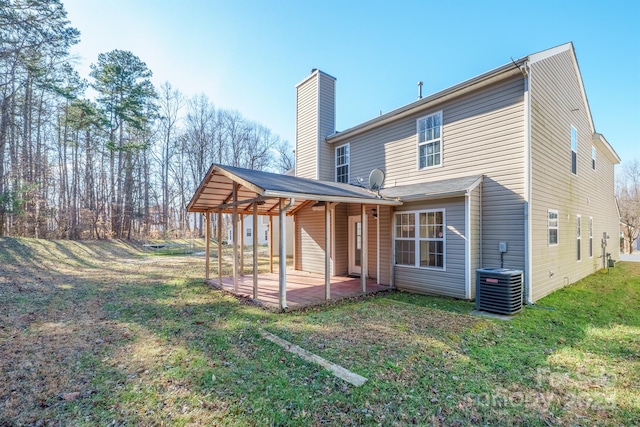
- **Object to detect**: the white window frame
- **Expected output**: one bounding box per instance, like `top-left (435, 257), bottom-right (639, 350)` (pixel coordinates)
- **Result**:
top-left (335, 143), bottom-right (350, 183)
top-left (548, 209), bottom-right (559, 246)
top-left (394, 209), bottom-right (446, 270)
top-left (589, 217), bottom-right (593, 258)
top-left (417, 111), bottom-right (443, 170)
top-left (592, 146), bottom-right (596, 170)
top-left (571, 125), bottom-right (577, 175)
top-left (576, 214), bottom-right (582, 262)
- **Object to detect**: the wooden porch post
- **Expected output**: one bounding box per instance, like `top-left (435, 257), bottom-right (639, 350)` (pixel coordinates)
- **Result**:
top-left (240, 214), bottom-right (245, 276)
top-left (325, 202), bottom-right (331, 300)
top-left (232, 182), bottom-right (238, 292)
top-left (279, 198), bottom-right (288, 310)
top-left (205, 211), bottom-right (210, 280)
top-left (252, 201), bottom-right (258, 299)
top-left (361, 204), bottom-right (368, 293)
top-left (217, 209), bottom-right (223, 286)
top-left (269, 215), bottom-right (274, 274)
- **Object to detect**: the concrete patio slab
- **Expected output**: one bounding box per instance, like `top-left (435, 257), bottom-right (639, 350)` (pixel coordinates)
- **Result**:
top-left (206, 270), bottom-right (392, 310)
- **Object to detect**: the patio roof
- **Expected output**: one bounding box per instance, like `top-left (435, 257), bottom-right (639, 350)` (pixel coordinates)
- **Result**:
top-left (186, 164), bottom-right (403, 214)
top-left (381, 175), bottom-right (483, 201)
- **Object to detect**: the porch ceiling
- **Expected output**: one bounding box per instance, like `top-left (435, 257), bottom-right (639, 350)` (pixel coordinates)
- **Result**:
top-left (187, 164), bottom-right (402, 215)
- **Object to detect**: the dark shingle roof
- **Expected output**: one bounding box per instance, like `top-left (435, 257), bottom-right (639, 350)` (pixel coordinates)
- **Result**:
top-left (187, 164), bottom-right (482, 214)
top-left (381, 175), bottom-right (483, 201)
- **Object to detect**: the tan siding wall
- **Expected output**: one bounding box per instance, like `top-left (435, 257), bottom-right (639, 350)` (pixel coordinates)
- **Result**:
top-left (469, 183), bottom-right (482, 298)
top-left (318, 74), bottom-right (336, 181)
top-left (338, 76), bottom-right (526, 274)
top-left (295, 75), bottom-right (318, 179)
top-left (366, 207), bottom-right (377, 280)
top-left (378, 205), bottom-right (393, 286)
top-left (530, 51), bottom-right (620, 301)
top-left (295, 205), bottom-right (326, 274)
top-left (394, 198), bottom-right (467, 298)
top-left (333, 204), bottom-right (348, 275)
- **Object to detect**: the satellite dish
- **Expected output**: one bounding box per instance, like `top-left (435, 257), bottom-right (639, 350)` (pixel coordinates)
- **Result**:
top-left (368, 168), bottom-right (385, 197)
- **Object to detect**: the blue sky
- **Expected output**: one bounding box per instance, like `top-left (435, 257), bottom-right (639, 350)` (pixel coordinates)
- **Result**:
top-left (63, 0), bottom-right (639, 165)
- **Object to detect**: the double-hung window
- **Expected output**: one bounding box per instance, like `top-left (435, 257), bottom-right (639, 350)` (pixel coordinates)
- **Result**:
top-left (417, 112), bottom-right (442, 169)
top-left (246, 228), bottom-right (252, 237)
top-left (395, 210), bottom-right (445, 269)
top-left (335, 144), bottom-right (349, 183)
top-left (548, 210), bottom-right (559, 246)
top-left (571, 126), bottom-right (577, 175)
top-left (589, 217), bottom-right (593, 258)
top-left (576, 214), bottom-right (582, 261)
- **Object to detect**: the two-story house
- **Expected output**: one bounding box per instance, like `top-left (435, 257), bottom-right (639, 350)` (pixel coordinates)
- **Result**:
top-left (188, 42), bottom-right (620, 310)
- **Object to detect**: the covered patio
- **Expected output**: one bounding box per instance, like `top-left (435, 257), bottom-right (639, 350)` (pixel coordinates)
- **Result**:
top-left (207, 271), bottom-right (389, 310)
top-left (187, 164), bottom-right (402, 310)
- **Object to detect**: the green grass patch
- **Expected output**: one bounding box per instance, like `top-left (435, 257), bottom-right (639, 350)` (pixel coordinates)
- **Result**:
top-left (1, 237), bottom-right (638, 425)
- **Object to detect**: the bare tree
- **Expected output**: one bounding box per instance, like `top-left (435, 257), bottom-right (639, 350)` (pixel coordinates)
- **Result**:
top-left (274, 139), bottom-right (294, 173)
top-left (155, 81), bottom-right (183, 236)
top-left (618, 158), bottom-right (640, 253)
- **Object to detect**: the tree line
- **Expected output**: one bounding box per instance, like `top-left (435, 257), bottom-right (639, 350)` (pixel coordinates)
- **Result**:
top-left (0, 0), bottom-right (293, 240)
top-left (618, 159), bottom-right (640, 253)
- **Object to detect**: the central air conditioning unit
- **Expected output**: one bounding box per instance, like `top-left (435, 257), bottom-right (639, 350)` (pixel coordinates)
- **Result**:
top-left (475, 268), bottom-right (523, 315)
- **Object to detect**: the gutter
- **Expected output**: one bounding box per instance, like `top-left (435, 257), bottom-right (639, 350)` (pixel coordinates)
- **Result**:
top-left (263, 190), bottom-right (402, 206)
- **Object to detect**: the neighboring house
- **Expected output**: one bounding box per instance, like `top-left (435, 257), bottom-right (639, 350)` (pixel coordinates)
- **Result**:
top-left (188, 42), bottom-right (620, 308)
top-left (226, 214), bottom-right (269, 246)
top-left (268, 169), bottom-right (295, 257)
top-left (620, 222), bottom-right (639, 254)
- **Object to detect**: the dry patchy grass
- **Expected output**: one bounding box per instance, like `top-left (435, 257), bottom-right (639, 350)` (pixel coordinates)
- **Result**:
top-left (1, 237), bottom-right (639, 426)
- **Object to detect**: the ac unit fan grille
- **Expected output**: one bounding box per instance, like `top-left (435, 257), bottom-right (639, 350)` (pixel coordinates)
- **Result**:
top-left (476, 268), bottom-right (523, 315)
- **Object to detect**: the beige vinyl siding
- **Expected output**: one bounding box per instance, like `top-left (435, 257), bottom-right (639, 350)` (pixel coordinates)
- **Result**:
top-left (469, 183), bottom-right (482, 298)
top-left (529, 49), bottom-right (619, 301)
top-left (295, 205), bottom-right (325, 274)
top-left (295, 75), bottom-right (318, 179)
top-left (366, 207), bottom-right (377, 280)
top-left (318, 73), bottom-right (336, 181)
top-left (340, 75), bottom-right (526, 273)
top-left (394, 198), bottom-right (467, 298)
top-left (333, 204), bottom-right (348, 275)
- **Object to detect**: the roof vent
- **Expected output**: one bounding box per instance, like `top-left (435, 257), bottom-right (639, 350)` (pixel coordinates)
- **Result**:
top-left (311, 68), bottom-right (318, 74)
top-left (418, 81), bottom-right (423, 99)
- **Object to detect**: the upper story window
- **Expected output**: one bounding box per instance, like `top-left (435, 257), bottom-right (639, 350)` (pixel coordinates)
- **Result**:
top-left (335, 143), bottom-right (349, 183)
top-left (417, 112), bottom-right (442, 169)
top-left (548, 209), bottom-right (559, 246)
top-left (592, 146), bottom-right (596, 170)
top-left (571, 126), bottom-right (577, 175)
top-left (246, 227), bottom-right (252, 237)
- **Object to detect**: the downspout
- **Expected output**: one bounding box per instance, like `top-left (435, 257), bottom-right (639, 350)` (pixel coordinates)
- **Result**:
top-left (523, 61), bottom-right (533, 305)
top-left (376, 204), bottom-right (380, 285)
top-left (217, 209), bottom-right (223, 286)
top-left (232, 183), bottom-right (238, 292)
top-left (279, 197), bottom-right (295, 310)
top-left (465, 191), bottom-right (471, 299)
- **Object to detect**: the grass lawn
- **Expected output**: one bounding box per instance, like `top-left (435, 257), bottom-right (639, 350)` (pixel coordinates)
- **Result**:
top-left (0, 237), bottom-right (638, 426)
